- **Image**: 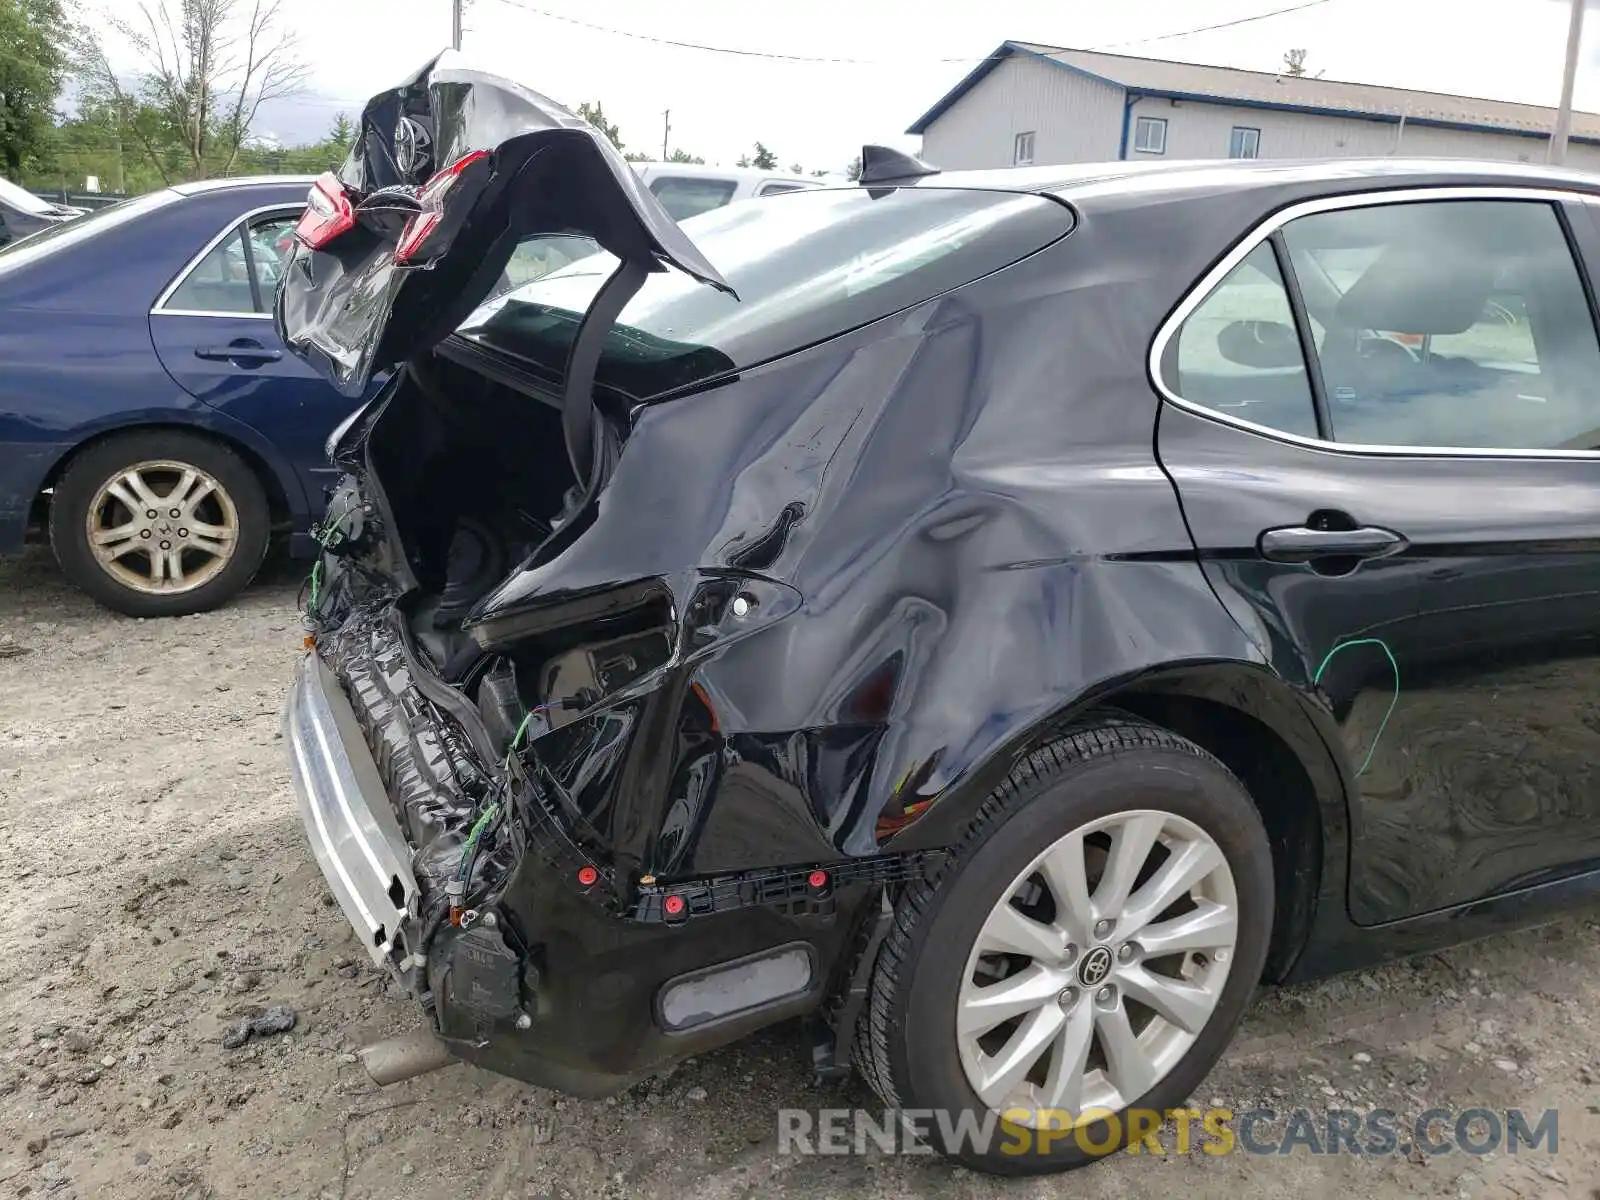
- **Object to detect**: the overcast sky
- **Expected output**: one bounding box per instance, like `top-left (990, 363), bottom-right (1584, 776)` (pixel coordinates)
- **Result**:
top-left (101, 0), bottom-right (1600, 172)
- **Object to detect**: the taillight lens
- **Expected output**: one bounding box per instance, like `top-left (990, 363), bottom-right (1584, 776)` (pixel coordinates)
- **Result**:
top-left (294, 172), bottom-right (355, 249)
top-left (394, 149), bottom-right (490, 265)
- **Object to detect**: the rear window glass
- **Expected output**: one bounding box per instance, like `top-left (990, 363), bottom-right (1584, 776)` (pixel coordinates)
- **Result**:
top-left (453, 186), bottom-right (1075, 400)
top-left (0, 190), bottom-right (179, 275)
top-left (0, 175), bottom-right (54, 216)
top-left (648, 176), bottom-right (738, 221)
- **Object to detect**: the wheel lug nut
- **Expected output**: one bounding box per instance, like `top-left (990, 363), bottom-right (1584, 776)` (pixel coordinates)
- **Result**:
top-left (140, 530), bottom-right (152, 539)
top-left (159, 540), bottom-right (171, 550)
top-left (1118, 944), bottom-right (1135, 962)
top-left (146, 509), bottom-right (158, 519)
top-left (178, 528), bottom-right (189, 538)
top-left (1062, 944), bottom-right (1077, 965)
top-left (169, 508), bottom-right (181, 518)
top-left (1096, 986), bottom-right (1115, 1004)
top-left (1093, 919), bottom-right (1114, 940)
top-left (1057, 987), bottom-right (1077, 1009)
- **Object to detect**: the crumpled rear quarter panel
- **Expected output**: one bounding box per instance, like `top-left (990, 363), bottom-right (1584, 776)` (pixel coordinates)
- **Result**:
top-left (471, 221), bottom-right (1261, 877)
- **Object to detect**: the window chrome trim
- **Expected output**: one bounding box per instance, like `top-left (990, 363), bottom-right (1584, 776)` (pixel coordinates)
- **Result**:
top-left (1148, 184), bottom-right (1600, 460)
top-left (150, 203), bottom-right (302, 318)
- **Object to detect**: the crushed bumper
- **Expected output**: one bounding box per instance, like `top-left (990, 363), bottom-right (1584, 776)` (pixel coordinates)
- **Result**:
top-left (283, 653), bottom-right (421, 976)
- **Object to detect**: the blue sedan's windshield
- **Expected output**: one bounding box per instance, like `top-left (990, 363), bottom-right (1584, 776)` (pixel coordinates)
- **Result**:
top-left (0, 190), bottom-right (179, 275)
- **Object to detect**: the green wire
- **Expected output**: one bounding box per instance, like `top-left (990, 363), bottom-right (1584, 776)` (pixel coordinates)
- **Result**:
top-left (457, 801), bottom-right (501, 882)
top-left (503, 709), bottom-right (540, 769)
top-left (1312, 637), bottom-right (1399, 777)
top-left (307, 560), bottom-right (321, 610)
top-left (454, 711), bottom-right (546, 891)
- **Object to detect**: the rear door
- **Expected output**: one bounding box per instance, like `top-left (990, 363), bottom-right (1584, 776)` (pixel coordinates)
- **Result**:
top-left (151, 208), bottom-right (358, 508)
top-left (1154, 187), bottom-right (1600, 926)
top-left (275, 49), bottom-right (729, 399)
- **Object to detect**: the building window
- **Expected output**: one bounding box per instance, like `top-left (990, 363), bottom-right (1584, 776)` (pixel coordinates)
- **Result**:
top-left (1013, 131), bottom-right (1035, 166)
top-left (1133, 116), bottom-right (1167, 155)
top-left (1229, 127), bottom-right (1261, 159)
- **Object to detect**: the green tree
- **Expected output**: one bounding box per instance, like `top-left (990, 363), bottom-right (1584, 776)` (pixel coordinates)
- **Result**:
top-left (575, 101), bottom-right (623, 152)
top-left (750, 141), bottom-right (777, 170)
top-left (0, 0), bottom-right (70, 177)
top-left (788, 161), bottom-right (802, 174)
top-left (74, 0), bottom-right (308, 183)
top-left (666, 147), bottom-right (704, 164)
top-left (845, 155), bottom-right (862, 182)
top-left (326, 113), bottom-right (354, 157)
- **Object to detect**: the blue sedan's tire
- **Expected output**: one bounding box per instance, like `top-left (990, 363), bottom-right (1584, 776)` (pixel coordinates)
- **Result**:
top-left (49, 430), bottom-right (271, 617)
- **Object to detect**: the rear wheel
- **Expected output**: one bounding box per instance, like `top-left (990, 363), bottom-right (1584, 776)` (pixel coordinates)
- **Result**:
top-left (49, 431), bottom-right (270, 617)
top-left (856, 715), bottom-right (1275, 1175)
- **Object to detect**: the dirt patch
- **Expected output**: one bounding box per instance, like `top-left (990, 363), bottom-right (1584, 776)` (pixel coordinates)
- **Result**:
top-left (0, 548), bottom-right (1595, 1199)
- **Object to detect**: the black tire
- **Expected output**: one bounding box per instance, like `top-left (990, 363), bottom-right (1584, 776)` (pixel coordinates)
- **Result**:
top-left (49, 430), bottom-right (271, 618)
top-left (856, 713), bottom-right (1274, 1176)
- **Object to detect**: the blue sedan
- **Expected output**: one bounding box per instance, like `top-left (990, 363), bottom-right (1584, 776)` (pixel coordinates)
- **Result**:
top-left (0, 176), bottom-right (364, 616)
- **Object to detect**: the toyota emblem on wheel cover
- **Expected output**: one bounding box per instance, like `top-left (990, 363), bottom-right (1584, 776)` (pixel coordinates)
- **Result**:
top-left (1078, 945), bottom-right (1114, 987)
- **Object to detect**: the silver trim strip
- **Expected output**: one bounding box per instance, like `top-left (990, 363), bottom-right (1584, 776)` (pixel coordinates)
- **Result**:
top-left (1147, 184), bottom-right (1600, 461)
top-left (152, 309), bottom-right (273, 321)
top-left (283, 653), bottom-right (419, 970)
top-left (149, 202), bottom-right (303, 317)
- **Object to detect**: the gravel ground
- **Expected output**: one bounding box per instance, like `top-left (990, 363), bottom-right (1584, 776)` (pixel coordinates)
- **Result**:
top-left (1, 547), bottom-right (1597, 1200)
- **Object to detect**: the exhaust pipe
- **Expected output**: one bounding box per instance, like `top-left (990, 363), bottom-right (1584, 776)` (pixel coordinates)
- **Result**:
top-left (358, 1031), bottom-right (459, 1086)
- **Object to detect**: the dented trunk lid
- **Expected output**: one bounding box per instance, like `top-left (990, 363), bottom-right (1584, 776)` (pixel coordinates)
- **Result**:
top-left (273, 49), bottom-right (731, 398)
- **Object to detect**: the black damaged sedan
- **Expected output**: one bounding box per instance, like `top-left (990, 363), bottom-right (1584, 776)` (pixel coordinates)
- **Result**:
top-left (277, 51), bottom-right (1600, 1175)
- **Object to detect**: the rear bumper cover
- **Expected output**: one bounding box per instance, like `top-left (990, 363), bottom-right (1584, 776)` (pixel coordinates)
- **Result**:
top-left (284, 653), bottom-right (422, 976)
top-left (283, 636), bottom-right (866, 1095)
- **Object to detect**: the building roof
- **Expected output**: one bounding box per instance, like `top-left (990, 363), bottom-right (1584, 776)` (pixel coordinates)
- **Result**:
top-left (905, 41), bottom-right (1600, 146)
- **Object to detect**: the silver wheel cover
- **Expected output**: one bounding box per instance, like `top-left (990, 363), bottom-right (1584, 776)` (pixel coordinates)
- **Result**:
top-left (956, 808), bottom-right (1239, 1126)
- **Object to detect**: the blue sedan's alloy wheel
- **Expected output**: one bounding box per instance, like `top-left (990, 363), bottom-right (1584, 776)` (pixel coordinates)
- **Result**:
top-left (49, 430), bottom-right (270, 617)
top-left (83, 458), bottom-right (240, 596)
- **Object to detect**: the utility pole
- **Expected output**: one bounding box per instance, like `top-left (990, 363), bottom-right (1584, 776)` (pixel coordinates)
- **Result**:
top-left (451, 0), bottom-right (463, 50)
top-left (1549, 0), bottom-right (1586, 165)
top-left (661, 109), bottom-right (671, 161)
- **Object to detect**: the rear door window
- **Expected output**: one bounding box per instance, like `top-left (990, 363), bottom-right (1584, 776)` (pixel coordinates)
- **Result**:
top-left (648, 176), bottom-right (738, 221)
top-left (1162, 195), bottom-right (1600, 453)
top-left (165, 227), bottom-right (257, 314)
top-left (1169, 241), bottom-right (1320, 439)
top-left (1281, 199), bottom-right (1600, 450)
top-left (453, 186), bottom-right (1077, 400)
top-left (160, 211), bottom-right (300, 315)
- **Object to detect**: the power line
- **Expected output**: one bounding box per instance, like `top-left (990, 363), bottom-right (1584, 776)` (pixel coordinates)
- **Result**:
top-left (482, 0), bottom-right (1343, 65)
top-left (1095, 0), bottom-right (1337, 50)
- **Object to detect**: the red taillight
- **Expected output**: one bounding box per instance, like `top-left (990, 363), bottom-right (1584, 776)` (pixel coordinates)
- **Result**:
top-left (294, 172), bottom-right (354, 249)
top-left (394, 149), bottom-right (490, 265)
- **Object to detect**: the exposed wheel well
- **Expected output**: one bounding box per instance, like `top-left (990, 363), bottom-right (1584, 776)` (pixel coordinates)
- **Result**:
top-left (1106, 691), bottom-right (1324, 983)
top-left (26, 423), bottom-right (293, 540)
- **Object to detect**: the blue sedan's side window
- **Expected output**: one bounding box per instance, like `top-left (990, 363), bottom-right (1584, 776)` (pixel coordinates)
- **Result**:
top-left (166, 227), bottom-right (256, 315)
